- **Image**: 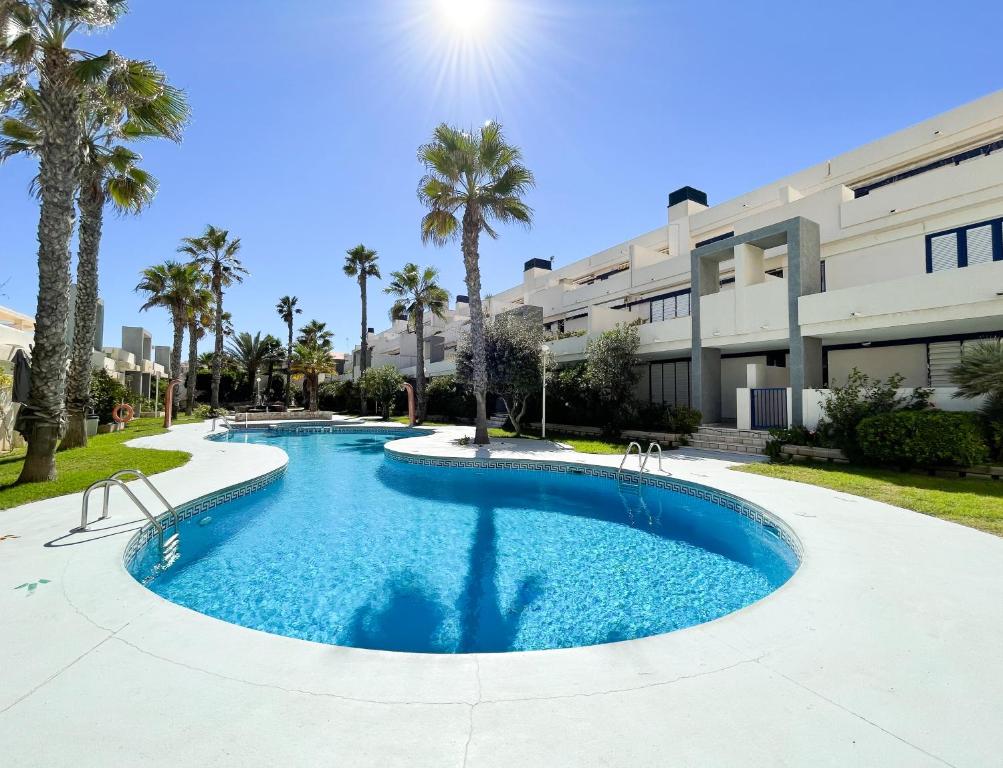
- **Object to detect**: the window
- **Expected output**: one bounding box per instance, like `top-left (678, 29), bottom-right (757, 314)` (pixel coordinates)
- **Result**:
top-left (925, 216), bottom-right (1003, 272)
top-left (649, 289), bottom-right (691, 323)
top-left (649, 361), bottom-right (690, 407)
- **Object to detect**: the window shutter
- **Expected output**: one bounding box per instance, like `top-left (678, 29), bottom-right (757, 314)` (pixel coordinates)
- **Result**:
top-left (662, 363), bottom-right (676, 405)
top-left (928, 341), bottom-right (962, 386)
top-left (650, 299), bottom-right (664, 323)
top-left (929, 233), bottom-right (959, 272)
top-left (650, 363), bottom-right (663, 404)
top-left (676, 292), bottom-right (691, 318)
top-left (966, 225), bottom-right (994, 266)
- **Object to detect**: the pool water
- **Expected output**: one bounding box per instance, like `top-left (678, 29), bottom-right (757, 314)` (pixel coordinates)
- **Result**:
top-left (130, 430), bottom-right (798, 653)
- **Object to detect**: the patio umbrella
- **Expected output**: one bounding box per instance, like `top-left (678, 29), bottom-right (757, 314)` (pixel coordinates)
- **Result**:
top-left (11, 348), bottom-right (30, 403)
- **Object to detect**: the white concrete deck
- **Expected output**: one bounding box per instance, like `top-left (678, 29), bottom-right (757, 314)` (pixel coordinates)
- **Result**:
top-left (2, 421), bottom-right (1002, 767)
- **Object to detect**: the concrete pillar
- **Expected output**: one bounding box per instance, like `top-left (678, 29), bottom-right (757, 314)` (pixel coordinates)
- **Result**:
top-left (693, 347), bottom-right (722, 424)
top-left (791, 336), bottom-right (823, 427)
top-left (734, 243), bottom-right (765, 288)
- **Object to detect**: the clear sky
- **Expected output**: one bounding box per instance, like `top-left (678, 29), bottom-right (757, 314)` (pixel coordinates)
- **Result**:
top-left (3, 0), bottom-right (1001, 353)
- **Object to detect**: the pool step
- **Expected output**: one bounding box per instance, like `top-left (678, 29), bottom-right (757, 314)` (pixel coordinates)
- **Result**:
top-left (162, 533), bottom-right (180, 567)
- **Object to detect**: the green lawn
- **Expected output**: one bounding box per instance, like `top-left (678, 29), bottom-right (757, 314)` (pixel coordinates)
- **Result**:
top-left (0, 416), bottom-right (198, 511)
top-left (734, 462), bottom-right (1003, 537)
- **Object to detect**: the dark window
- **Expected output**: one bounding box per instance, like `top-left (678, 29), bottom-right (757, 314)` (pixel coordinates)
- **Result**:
top-left (649, 289), bottom-right (692, 323)
top-left (649, 360), bottom-right (691, 408)
top-left (925, 216), bottom-right (1003, 273)
top-left (854, 138), bottom-right (1003, 198)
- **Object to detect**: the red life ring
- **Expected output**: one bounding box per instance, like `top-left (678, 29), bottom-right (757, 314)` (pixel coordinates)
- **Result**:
top-left (112, 403), bottom-right (135, 424)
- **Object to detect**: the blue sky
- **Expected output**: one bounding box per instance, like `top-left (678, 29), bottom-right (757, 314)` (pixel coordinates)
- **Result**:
top-left (3, 0), bottom-right (1001, 353)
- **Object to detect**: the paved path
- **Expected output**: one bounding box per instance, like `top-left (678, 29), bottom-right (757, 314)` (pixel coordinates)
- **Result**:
top-left (1, 421), bottom-right (1002, 767)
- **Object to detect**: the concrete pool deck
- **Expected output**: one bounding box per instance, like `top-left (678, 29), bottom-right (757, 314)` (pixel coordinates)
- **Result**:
top-left (2, 420), bottom-right (1002, 767)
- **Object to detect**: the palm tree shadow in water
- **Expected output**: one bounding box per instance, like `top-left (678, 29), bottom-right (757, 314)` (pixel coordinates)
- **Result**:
top-left (457, 504), bottom-right (545, 653)
top-left (343, 570), bottom-right (450, 653)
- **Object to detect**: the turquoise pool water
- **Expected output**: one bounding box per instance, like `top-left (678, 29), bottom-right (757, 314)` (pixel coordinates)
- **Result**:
top-left (129, 429), bottom-right (798, 653)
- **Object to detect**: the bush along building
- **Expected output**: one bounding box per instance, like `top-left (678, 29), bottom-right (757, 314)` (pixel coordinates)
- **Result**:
top-left (346, 90), bottom-right (1003, 451)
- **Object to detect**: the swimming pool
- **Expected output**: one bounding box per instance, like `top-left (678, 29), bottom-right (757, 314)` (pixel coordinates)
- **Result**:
top-left (128, 428), bottom-right (799, 653)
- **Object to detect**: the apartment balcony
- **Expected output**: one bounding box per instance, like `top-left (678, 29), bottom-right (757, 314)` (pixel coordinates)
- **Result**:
top-left (699, 278), bottom-right (789, 348)
top-left (637, 315), bottom-right (691, 358)
top-left (426, 359), bottom-right (456, 377)
top-left (0, 323), bottom-right (32, 357)
top-left (545, 334), bottom-right (587, 363)
top-left (799, 260), bottom-right (1003, 341)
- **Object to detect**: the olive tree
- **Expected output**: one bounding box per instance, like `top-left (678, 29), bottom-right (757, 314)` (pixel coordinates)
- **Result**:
top-left (456, 313), bottom-right (547, 436)
top-left (584, 322), bottom-right (641, 436)
top-left (359, 364), bottom-right (404, 420)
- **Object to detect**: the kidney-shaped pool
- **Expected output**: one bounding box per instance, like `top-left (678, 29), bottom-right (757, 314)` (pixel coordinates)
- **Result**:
top-left (127, 428), bottom-right (799, 653)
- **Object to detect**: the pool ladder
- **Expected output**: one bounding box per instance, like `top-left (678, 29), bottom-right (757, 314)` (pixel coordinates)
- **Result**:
top-left (616, 441), bottom-right (668, 489)
top-left (76, 469), bottom-right (181, 569)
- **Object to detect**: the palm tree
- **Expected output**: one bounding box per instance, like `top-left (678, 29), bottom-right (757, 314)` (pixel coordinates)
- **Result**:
top-left (178, 226), bottom-right (247, 409)
top-left (385, 263), bottom-right (449, 423)
top-left (3, 68), bottom-right (188, 449)
top-left (275, 295), bottom-right (301, 406)
top-left (297, 319), bottom-right (333, 350)
top-left (184, 285), bottom-right (213, 414)
top-left (290, 343), bottom-right (337, 412)
top-left (418, 122), bottom-right (534, 444)
top-left (2, 1), bottom-right (129, 482)
top-left (343, 244), bottom-right (380, 415)
top-left (226, 332), bottom-right (282, 403)
top-left (136, 262), bottom-right (201, 413)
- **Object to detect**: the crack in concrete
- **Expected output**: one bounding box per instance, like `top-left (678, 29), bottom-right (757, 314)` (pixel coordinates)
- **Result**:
top-left (461, 655), bottom-right (482, 767)
top-left (754, 658), bottom-right (960, 768)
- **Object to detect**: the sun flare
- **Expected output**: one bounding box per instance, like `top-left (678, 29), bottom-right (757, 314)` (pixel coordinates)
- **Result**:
top-left (436, 0), bottom-right (493, 35)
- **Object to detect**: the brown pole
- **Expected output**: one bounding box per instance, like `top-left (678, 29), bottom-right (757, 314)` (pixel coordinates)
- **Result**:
top-left (163, 378), bottom-right (181, 429)
top-left (401, 382), bottom-right (415, 427)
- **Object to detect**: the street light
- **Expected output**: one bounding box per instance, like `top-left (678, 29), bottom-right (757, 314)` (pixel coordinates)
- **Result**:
top-left (541, 344), bottom-right (550, 439)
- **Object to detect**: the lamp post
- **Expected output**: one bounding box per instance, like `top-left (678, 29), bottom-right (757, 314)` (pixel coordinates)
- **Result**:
top-left (541, 344), bottom-right (550, 439)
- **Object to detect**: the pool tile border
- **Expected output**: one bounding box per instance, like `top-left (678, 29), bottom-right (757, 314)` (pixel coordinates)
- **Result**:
top-left (384, 448), bottom-right (804, 562)
top-left (122, 464), bottom-right (287, 567)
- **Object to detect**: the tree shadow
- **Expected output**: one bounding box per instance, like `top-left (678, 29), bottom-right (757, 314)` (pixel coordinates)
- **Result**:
top-left (343, 569), bottom-right (451, 653)
top-left (456, 503), bottom-right (545, 653)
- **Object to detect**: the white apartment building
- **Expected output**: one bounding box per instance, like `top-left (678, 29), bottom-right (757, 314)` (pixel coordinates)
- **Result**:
top-left (354, 90), bottom-right (1003, 429)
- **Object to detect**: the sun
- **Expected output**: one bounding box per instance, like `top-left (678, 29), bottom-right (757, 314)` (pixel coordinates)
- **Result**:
top-left (436, 0), bottom-right (493, 35)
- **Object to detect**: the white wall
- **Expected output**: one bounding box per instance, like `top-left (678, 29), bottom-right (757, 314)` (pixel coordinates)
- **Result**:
top-left (827, 344), bottom-right (928, 388)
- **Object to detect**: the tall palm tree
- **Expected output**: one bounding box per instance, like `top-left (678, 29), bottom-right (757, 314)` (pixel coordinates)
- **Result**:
top-left (226, 331), bottom-right (282, 402)
top-left (2, 1), bottom-right (129, 482)
top-left (297, 319), bottom-right (333, 350)
top-left (290, 343), bottom-right (337, 412)
top-left (184, 285), bottom-right (213, 415)
top-left (418, 122), bottom-right (534, 444)
top-left (275, 295), bottom-right (301, 406)
top-left (178, 226), bottom-right (247, 409)
top-left (2, 68), bottom-right (188, 449)
top-left (136, 261), bottom-right (201, 414)
top-left (385, 263), bottom-right (449, 423)
top-left (343, 244), bottom-right (380, 415)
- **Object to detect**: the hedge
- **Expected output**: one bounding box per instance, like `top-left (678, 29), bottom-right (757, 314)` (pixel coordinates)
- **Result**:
top-left (856, 410), bottom-right (989, 468)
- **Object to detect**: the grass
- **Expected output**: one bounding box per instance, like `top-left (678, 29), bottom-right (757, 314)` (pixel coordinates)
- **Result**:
top-left (734, 462), bottom-right (1003, 537)
top-left (0, 416), bottom-right (199, 511)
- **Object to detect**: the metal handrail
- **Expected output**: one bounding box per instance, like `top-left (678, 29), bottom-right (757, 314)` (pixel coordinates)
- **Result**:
top-left (109, 469), bottom-right (180, 533)
top-left (641, 442), bottom-right (665, 474)
top-left (76, 470), bottom-right (180, 566)
top-left (617, 441), bottom-right (644, 483)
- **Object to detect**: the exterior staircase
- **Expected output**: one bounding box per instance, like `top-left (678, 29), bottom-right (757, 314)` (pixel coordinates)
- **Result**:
top-left (687, 425), bottom-right (769, 455)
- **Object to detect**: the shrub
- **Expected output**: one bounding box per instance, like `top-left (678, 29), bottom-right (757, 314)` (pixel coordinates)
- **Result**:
top-left (763, 425), bottom-right (821, 462)
top-left (633, 403), bottom-right (701, 435)
top-left (819, 369), bottom-right (932, 459)
top-left (359, 365), bottom-right (404, 420)
top-left (89, 369), bottom-right (131, 424)
top-left (856, 411), bottom-right (988, 468)
top-left (425, 375), bottom-right (475, 421)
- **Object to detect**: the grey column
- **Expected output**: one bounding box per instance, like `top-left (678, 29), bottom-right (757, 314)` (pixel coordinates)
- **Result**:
top-left (693, 347), bottom-right (721, 424)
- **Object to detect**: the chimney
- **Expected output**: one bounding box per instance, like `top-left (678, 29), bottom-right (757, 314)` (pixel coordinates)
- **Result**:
top-left (455, 294), bottom-right (469, 316)
top-left (667, 186), bottom-right (708, 223)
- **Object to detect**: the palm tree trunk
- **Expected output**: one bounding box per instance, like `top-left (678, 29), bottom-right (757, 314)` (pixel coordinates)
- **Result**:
top-left (285, 320), bottom-right (293, 407)
top-left (60, 171), bottom-right (104, 451)
top-left (461, 204), bottom-right (490, 445)
top-left (359, 275), bottom-right (368, 416)
top-left (17, 50), bottom-right (82, 483)
top-left (415, 304), bottom-right (426, 424)
top-left (170, 314), bottom-right (185, 418)
top-left (211, 281), bottom-right (223, 409)
top-left (309, 374), bottom-right (319, 411)
top-left (185, 320), bottom-right (198, 415)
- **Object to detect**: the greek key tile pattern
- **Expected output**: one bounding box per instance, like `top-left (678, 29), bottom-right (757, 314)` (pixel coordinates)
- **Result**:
top-left (209, 425), bottom-right (428, 440)
top-left (123, 465), bottom-right (287, 567)
top-left (385, 449), bottom-right (803, 562)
